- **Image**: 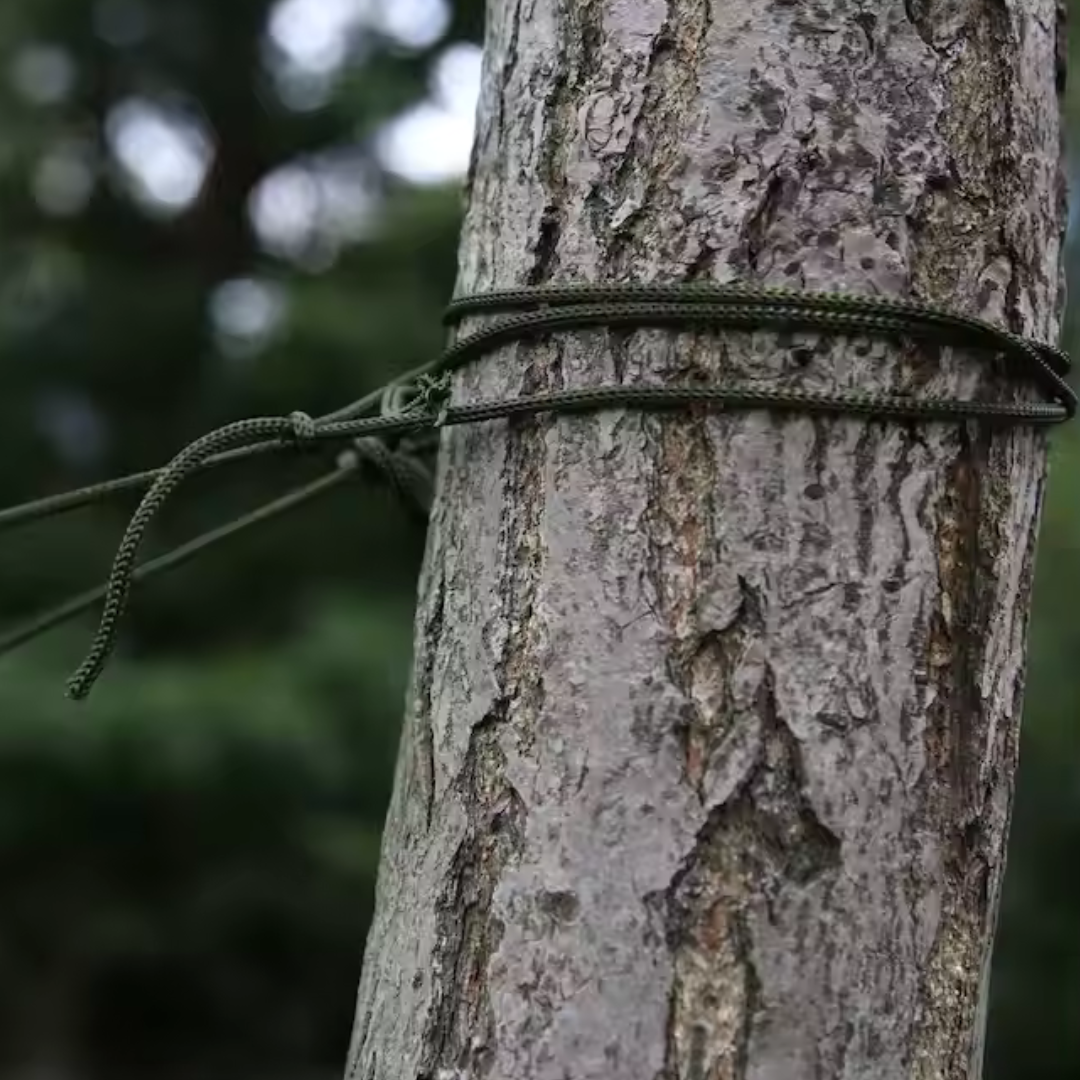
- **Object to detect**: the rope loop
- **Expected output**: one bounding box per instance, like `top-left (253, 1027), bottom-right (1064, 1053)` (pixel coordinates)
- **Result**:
top-left (0, 281), bottom-right (1071, 700)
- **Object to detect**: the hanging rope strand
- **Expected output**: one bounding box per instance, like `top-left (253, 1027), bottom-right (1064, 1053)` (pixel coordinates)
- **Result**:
top-left (0, 438), bottom-right (436, 665)
top-left (0, 462), bottom-right (363, 660)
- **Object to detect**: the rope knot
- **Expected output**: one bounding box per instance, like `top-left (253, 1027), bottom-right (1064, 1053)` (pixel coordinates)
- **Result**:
top-left (414, 373), bottom-right (452, 427)
top-left (380, 381), bottom-right (418, 420)
top-left (288, 411), bottom-right (318, 444)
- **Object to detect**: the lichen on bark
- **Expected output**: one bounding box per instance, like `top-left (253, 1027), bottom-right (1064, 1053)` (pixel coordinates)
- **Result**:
top-left (345, 1), bottom-right (1065, 1078)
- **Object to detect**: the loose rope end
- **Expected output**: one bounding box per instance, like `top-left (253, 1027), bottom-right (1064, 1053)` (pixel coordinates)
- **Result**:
top-left (65, 646), bottom-right (106, 698)
top-left (64, 671), bottom-right (94, 701)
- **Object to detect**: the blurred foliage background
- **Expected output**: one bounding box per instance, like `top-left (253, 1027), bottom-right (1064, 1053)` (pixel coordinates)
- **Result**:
top-left (0, 0), bottom-right (1074, 1077)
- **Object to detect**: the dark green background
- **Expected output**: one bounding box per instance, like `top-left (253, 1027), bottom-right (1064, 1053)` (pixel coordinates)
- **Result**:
top-left (0, 1), bottom-right (1075, 1076)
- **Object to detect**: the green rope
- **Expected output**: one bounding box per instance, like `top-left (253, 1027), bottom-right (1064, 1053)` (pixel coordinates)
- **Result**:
top-left (0, 462), bottom-right (363, 659)
top-left (4, 282), bottom-right (1069, 534)
top-left (0, 359), bottom-right (442, 534)
top-left (0, 444), bottom-right (280, 532)
top-left (0, 443), bottom-right (436, 665)
top-left (0, 282), bottom-right (1071, 700)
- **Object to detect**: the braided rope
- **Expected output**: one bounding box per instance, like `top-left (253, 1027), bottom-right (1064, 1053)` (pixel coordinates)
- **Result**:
top-left (0, 282), bottom-right (1068, 699)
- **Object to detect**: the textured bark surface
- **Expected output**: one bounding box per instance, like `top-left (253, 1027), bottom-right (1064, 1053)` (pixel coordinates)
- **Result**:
top-left (345, 1), bottom-right (1066, 1078)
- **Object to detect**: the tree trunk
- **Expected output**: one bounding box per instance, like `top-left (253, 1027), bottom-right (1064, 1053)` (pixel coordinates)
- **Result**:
top-left (345, 1), bottom-right (1066, 1077)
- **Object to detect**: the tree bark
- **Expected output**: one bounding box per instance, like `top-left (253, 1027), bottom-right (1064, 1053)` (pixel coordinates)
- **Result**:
top-left (345, 1), bottom-right (1066, 1078)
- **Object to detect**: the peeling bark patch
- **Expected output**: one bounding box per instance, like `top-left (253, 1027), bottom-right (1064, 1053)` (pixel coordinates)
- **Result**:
top-left (417, 568), bottom-right (447, 831)
top-left (853, 425), bottom-right (876, 575)
top-left (684, 631), bottom-right (741, 802)
top-left (536, 889), bottom-right (581, 929)
top-left (910, 906), bottom-right (985, 1079)
top-left (528, 203), bottom-right (564, 285)
top-left (912, 421), bottom-right (1030, 1074)
top-left (904, 0), bottom-right (936, 50)
top-left (681, 574), bottom-right (764, 805)
top-left (417, 320), bottom-right (555, 1078)
top-left (599, 0), bottom-right (713, 273)
top-left (925, 427), bottom-right (988, 818)
top-left (854, 11), bottom-right (877, 54)
top-left (641, 392), bottom-right (721, 793)
top-left (527, 4), bottom-right (575, 286)
top-left (661, 672), bottom-right (841, 1080)
top-left (490, 0), bottom-right (524, 156)
top-left (497, 374), bottom-right (551, 762)
top-left (422, 723), bottom-right (526, 1080)
top-left (751, 664), bottom-right (844, 887)
top-left (738, 172), bottom-right (786, 273)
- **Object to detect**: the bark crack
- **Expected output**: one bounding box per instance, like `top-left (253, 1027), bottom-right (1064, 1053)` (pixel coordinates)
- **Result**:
top-left (418, 568), bottom-right (447, 831)
top-left (739, 170), bottom-right (785, 274)
top-left (903, 0), bottom-right (936, 51)
top-left (601, 0), bottom-right (712, 274)
top-left (421, 714), bottom-right (526, 1080)
top-left (493, 0), bottom-right (524, 159)
top-left (351, 0), bottom-right (1061, 1072)
top-left (657, 659), bottom-right (842, 1080)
